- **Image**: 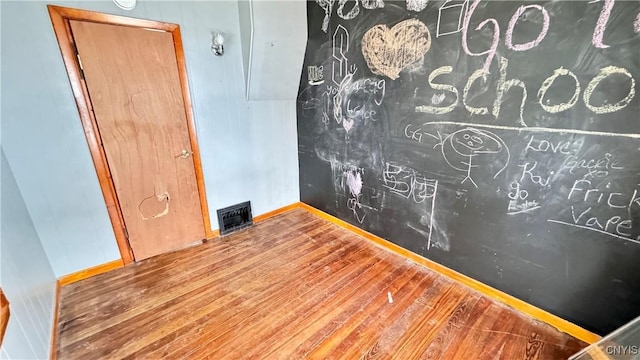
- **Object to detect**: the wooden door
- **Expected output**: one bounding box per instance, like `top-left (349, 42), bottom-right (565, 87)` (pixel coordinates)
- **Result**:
top-left (69, 20), bottom-right (205, 260)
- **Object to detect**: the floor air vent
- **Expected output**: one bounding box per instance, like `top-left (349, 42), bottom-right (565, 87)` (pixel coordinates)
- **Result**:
top-left (217, 201), bottom-right (253, 236)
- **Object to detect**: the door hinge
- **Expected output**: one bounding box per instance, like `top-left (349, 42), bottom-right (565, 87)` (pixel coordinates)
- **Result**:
top-left (76, 53), bottom-right (86, 80)
top-left (123, 226), bottom-right (135, 261)
top-left (76, 53), bottom-right (83, 70)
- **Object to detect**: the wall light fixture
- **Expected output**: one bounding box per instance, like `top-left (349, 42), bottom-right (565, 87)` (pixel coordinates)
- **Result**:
top-left (211, 32), bottom-right (225, 56)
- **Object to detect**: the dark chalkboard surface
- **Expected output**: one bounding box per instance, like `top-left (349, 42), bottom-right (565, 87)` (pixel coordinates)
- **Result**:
top-left (297, 0), bottom-right (640, 335)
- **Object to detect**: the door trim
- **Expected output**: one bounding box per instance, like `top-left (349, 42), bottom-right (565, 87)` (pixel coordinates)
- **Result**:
top-left (48, 5), bottom-right (214, 265)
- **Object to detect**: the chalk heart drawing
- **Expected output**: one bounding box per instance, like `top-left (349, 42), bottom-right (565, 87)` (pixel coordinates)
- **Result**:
top-left (343, 117), bottom-right (355, 132)
top-left (361, 19), bottom-right (432, 80)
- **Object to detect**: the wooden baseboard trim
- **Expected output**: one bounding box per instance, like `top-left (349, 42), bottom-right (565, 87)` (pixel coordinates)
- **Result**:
top-left (208, 203), bottom-right (304, 239)
top-left (254, 203), bottom-right (302, 223)
top-left (208, 229), bottom-right (220, 239)
top-left (58, 259), bottom-right (124, 287)
top-left (50, 280), bottom-right (61, 360)
top-left (297, 202), bottom-right (601, 344)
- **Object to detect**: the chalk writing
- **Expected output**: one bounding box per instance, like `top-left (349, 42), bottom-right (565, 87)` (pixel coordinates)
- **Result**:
top-left (298, 86), bottom-right (322, 111)
top-left (308, 65), bottom-right (324, 85)
top-left (407, 0), bottom-right (428, 12)
top-left (322, 72), bottom-right (384, 130)
top-left (324, 77), bottom-right (385, 102)
top-left (562, 153), bottom-right (624, 179)
top-left (461, 0), bottom-right (499, 71)
top-left (493, 57), bottom-right (528, 127)
top-left (345, 169), bottom-right (366, 223)
top-left (537, 68), bottom-right (581, 114)
top-left (583, 66), bottom-right (636, 114)
top-left (332, 25), bottom-right (350, 86)
top-left (415, 59), bottom-right (636, 126)
top-left (507, 181), bottom-right (541, 215)
top-left (569, 206), bottom-right (632, 234)
top-left (323, 66), bottom-right (357, 128)
top-left (315, 0), bottom-right (334, 33)
top-left (381, 163), bottom-right (439, 250)
top-left (519, 161), bottom-right (550, 187)
top-left (567, 180), bottom-right (639, 209)
top-left (337, 0), bottom-right (360, 20)
top-left (403, 124), bottom-right (442, 146)
top-left (362, 19), bottom-right (431, 80)
top-left (462, 68), bottom-right (490, 115)
top-left (458, 0), bottom-right (633, 71)
top-left (526, 135), bottom-right (582, 155)
top-left (548, 177), bottom-right (640, 243)
top-left (437, 0), bottom-right (469, 37)
top-left (382, 163), bottom-right (437, 204)
top-left (592, 0), bottom-right (615, 48)
top-left (548, 218), bottom-right (639, 244)
top-left (505, 4), bottom-right (550, 51)
top-left (405, 124), bottom-right (423, 143)
top-left (362, 0), bottom-right (384, 10)
top-left (331, 160), bottom-right (365, 175)
top-left (415, 66), bottom-right (458, 114)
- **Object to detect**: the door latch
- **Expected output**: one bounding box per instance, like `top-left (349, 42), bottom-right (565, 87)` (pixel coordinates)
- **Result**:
top-left (176, 149), bottom-right (192, 159)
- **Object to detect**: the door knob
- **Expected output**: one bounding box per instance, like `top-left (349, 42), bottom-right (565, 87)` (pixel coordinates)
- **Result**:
top-left (177, 149), bottom-right (192, 159)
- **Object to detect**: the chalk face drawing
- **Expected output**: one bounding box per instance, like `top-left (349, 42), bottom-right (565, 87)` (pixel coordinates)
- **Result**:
top-left (440, 128), bottom-right (510, 187)
top-left (361, 19), bottom-right (432, 80)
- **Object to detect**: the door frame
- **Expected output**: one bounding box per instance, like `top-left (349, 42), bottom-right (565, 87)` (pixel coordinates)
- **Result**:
top-left (48, 5), bottom-right (215, 265)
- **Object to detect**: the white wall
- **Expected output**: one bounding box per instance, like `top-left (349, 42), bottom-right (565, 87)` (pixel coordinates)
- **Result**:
top-left (238, 0), bottom-right (307, 100)
top-left (0, 0), bottom-right (300, 277)
top-left (1, 150), bottom-right (57, 360)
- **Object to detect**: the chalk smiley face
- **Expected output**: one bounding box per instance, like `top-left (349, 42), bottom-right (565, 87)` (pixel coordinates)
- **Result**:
top-left (441, 127), bottom-right (511, 186)
top-left (451, 128), bottom-right (504, 155)
top-left (456, 132), bottom-right (485, 152)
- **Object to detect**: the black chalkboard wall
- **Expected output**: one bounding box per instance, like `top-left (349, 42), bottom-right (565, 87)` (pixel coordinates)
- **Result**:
top-left (296, 0), bottom-right (640, 335)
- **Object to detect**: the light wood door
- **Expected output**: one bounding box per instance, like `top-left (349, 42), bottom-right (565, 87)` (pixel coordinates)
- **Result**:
top-left (70, 20), bottom-right (205, 260)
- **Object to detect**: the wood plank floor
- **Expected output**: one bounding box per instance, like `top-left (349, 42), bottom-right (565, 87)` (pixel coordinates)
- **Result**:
top-left (56, 208), bottom-right (587, 359)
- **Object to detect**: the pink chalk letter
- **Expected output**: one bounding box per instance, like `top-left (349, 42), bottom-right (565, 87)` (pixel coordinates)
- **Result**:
top-left (461, 0), bottom-right (499, 71)
top-left (592, 0), bottom-right (615, 49)
top-left (505, 4), bottom-right (550, 51)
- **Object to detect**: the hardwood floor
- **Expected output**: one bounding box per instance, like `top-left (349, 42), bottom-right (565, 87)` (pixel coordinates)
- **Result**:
top-left (56, 209), bottom-right (587, 359)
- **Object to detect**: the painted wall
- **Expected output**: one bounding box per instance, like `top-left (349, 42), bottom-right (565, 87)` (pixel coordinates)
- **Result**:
top-left (238, 0), bottom-right (307, 100)
top-left (1, 150), bottom-right (57, 359)
top-left (0, 0), bottom-right (300, 277)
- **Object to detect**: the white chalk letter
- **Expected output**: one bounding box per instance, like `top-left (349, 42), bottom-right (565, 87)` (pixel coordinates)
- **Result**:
top-left (415, 66), bottom-right (459, 114)
top-left (538, 67), bottom-right (581, 114)
top-left (584, 66), bottom-right (635, 114)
